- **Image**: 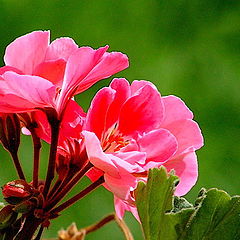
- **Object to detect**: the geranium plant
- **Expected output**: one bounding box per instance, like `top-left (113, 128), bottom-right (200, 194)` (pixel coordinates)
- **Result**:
top-left (1, 31), bottom-right (236, 240)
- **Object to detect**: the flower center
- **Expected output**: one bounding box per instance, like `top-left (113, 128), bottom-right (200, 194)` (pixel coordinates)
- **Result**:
top-left (101, 125), bottom-right (129, 153)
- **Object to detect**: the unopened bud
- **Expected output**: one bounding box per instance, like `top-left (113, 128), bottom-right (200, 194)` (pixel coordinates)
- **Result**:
top-left (0, 113), bottom-right (20, 154)
top-left (2, 180), bottom-right (33, 204)
top-left (0, 205), bottom-right (18, 229)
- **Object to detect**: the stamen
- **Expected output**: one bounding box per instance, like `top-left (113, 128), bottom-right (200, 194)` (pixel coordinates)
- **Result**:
top-left (101, 126), bottom-right (129, 153)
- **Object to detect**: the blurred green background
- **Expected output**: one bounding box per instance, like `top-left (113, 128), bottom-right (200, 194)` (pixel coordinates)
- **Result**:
top-left (0, 0), bottom-right (240, 239)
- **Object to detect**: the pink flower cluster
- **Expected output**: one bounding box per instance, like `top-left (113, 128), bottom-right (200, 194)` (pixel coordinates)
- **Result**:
top-left (0, 31), bottom-right (203, 220)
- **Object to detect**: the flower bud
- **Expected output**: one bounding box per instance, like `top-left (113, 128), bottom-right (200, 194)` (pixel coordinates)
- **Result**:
top-left (2, 180), bottom-right (33, 205)
top-left (0, 113), bottom-right (20, 154)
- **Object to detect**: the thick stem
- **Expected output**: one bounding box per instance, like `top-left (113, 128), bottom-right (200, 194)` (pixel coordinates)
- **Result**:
top-left (10, 152), bottom-right (25, 180)
top-left (45, 162), bottom-right (93, 211)
top-left (30, 130), bottom-right (41, 188)
top-left (50, 176), bottom-right (104, 214)
top-left (42, 120), bottom-right (60, 197)
top-left (14, 215), bottom-right (42, 240)
top-left (81, 213), bottom-right (134, 240)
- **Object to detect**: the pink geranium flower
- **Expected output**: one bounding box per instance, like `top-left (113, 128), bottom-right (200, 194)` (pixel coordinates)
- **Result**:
top-left (59, 78), bottom-right (203, 219)
top-left (0, 31), bottom-right (129, 117)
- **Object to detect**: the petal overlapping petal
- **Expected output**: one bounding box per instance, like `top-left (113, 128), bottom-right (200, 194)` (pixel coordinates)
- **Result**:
top-left (163, 151), bottom-right (198, 196)
top-left (105, 78), bottom-right (131, 129)
top-left (114, 197), bottom-right (140, 221)
top-left (138, 129), bottom-right (178, 165)
top-left (119, 84), bottom-right (164, 136)
top-left (161, 95), bottom-right (193, 126)
top-left (77, 51), bottom-right (129, 93)
top-left (104, 169), bottom-right (136, 200)
top-left (45, 37), bottom-right (78, 61)
top-left (0, 72), bottom-right (56, 112)
top-left (57, 46), bottom-right (128, 113)
top-left (61, 46), bottom-right (109, 92)
top-left (4, 31), bottom-right (50, 75)
top-left (33, 59), bottom-right (66, 86)
top-left (82, 130), bottom-right (119, 178)
top-left (84, 87), bottom-right (115, 138)
top-left (163, 119), bottom-right (203, 155)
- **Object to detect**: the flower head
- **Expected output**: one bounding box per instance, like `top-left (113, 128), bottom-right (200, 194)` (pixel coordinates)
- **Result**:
top-left (59, 78), bottom-right (203, 219)
top-left (0, 31), bottom-right (129, 118)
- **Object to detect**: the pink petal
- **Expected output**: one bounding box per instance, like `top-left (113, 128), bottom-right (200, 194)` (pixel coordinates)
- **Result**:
top-left (114, 151), bottom-right (146, 166)
top-left (119, 84), bottom-right (164, 136)
top-left (110, 154), bottom-right (141, 173)
top-left (161, 95), bottom-right (193, 126)
top-left (77, 51), bottom-right (129, 93)
top-left (163, 151), bottom-right (198, 196)
top-left (104, 170), bottom-right (137, 200)
top-left (57, 46), bottom-right (108, 112)
top-left (0, 96), bottom-right (40, 113)
top-left (45, 37), bottom-right (78, 61)
top-left (32, 110), bottom-right (51, 143)
top-left (60, 100), bottom-right (86, 140)
top-left (4, 31), bottom-right (49, 74)
top-left (138, 129), bottom-right (178, 165)
top-left (84, 87), bottom-right (115, 139)
top-left (105, 78), bottom-right (131, 129)
top-left (0, 66), bottom-right (23, 75)
top-left (164, 119), bottom-right (203, 155)
top-left (82, 131), bottom-right (119, 178)
top-left (33, 59), bottom-right (66, 86)
top-left (130, 80), bottom-right (158, 95)
top-left (0, 72), bottom-right (55, 112)
top-left (86, 167), bottom-right (104, 182)
top-left (62, 46), bottom-right (108, 90)
top-left (114, 197), bottom-right (140, 221)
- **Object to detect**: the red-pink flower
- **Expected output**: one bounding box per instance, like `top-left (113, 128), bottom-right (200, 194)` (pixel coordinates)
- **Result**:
top-left (81, 78), bottom-right (203, 219)
top-left (51, 77), bottom-right (203, 220)
top-left (0, 31), bottom-right (129, 117)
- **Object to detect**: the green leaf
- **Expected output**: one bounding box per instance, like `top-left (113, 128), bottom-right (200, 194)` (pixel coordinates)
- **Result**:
top-left (134, 167), bottom-right (179, 240)
top-left (178, 188), bottom-right (240, 240)
top-left (135, 167), bottom-right (240, 240)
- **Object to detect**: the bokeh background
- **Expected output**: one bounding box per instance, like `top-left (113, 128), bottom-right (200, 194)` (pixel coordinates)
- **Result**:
top-left (0, 0), bottom-right (240, 239)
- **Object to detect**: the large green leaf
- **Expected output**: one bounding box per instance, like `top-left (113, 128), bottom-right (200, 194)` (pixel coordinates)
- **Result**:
top-left (178, 188), bottom-right (240, 240)
top-left (135, 167), bottom-right (179, 240)
top-left (135, 167), bottom-right (240, 240)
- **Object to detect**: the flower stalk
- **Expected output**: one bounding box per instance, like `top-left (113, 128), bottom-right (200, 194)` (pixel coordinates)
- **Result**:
top-left (10, 152), bottom-right (26, 181)
top-left (42, 116), bottom-right (60, 197)
top-left (82, 213), bottom-right (134, 240)
top-left (50, 176), bottom-right (104, 215)
top-left (30, 130), bottom-right (42, 188)
top-left (45, 162), bottom-right (93, 211)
